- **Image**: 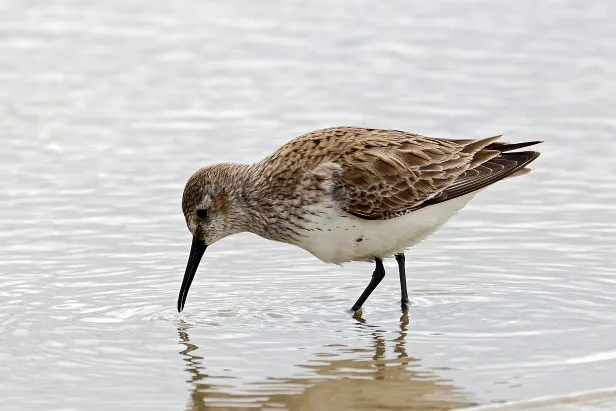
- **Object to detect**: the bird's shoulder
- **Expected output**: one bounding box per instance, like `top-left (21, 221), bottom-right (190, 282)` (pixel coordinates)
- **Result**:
top-left (260, 126), bottom-right (461, 177)
top-left (256, 127), bottom-right (470, 211)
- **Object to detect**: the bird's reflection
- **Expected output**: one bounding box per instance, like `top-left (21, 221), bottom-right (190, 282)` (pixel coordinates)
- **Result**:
top-left (177, 312), bottom-right (473, 410)
top-left (178, 321), bottom-right (213, 410)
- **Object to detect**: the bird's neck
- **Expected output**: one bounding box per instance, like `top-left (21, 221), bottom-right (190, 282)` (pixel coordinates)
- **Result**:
top-left (231, 162), bottom-right (303, 244)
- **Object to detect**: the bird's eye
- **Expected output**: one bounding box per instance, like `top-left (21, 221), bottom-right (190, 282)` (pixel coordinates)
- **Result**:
top-left (196, 209), bottom-right (208, 219)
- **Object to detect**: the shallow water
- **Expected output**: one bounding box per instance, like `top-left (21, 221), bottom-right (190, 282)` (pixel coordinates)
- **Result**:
top-left (1, 1), bottom-right (616, 410)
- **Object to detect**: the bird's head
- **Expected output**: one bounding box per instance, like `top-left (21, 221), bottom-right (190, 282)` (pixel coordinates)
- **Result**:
top-left (178, 164), bottom-right (249, 312)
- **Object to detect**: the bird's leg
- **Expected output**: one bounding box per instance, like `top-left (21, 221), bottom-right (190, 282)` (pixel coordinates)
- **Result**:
top-left (395, 253), bottom-right (410, 310)
top-left (351, 258), bottom-right (385, 312)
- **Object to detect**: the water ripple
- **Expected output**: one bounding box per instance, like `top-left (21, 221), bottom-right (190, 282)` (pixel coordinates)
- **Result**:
top-left (1, 0), bottom-right (616, 410)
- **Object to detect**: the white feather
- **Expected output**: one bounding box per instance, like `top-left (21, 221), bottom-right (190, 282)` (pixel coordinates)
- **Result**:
top-left (295, 191), bottom-right (480, 264)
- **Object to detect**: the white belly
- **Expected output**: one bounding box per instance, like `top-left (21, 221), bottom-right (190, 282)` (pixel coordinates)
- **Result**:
top-left (295, 192), bottom-right (480, 264)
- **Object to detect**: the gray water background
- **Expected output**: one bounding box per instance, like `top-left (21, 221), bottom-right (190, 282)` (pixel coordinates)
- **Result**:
top-left (1, 1), bottom-right (615, 410)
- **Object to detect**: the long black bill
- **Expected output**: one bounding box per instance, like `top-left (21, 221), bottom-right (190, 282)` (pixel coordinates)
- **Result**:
top-left (177, 236), bottom-right (207, 312)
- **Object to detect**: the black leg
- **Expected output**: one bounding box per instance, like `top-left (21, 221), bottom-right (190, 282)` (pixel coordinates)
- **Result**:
top-left (395, 253), bottom-right (410, 309)
top-left (351, 258), bottom-right (385, 311)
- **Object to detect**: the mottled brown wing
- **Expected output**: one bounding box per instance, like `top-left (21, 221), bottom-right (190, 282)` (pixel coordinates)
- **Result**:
top-left (336, 131), bottom-right (504, 220)
top-left (260, 127), bottom-right (539, 220)
top-left (415, 150), bottom-right (540, 210)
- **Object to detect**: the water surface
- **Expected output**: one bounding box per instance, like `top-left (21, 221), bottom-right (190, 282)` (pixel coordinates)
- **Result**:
top-left (1, 1), bottom-right (615, 410)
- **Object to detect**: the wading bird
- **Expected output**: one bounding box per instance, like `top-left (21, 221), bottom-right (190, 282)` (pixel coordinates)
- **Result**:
top-left (178, 127), bottom-right (541, 313)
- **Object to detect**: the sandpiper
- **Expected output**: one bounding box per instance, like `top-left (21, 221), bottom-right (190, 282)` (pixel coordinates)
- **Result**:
top-left (178, 127), bottom-right (541, 313)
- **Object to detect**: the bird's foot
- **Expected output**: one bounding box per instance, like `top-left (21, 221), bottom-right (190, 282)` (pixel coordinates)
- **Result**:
top-left (351, 308), bottom-right (365, 322)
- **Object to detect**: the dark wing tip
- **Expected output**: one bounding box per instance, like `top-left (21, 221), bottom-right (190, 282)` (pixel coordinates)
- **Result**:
top-left (414, 149), bottom-right (541, 210)
top-left (485, 140), bottom-right (543, 152)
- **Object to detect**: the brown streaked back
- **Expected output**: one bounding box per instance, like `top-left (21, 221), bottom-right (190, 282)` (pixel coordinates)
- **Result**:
top-left (258, 127), bottom-right (541, 220)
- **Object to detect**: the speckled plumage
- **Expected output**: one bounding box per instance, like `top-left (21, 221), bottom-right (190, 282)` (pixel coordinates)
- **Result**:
top-left (183, 127), bottom-right (539, 256)
top-left (178, 126), bottom-right (541, 312)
